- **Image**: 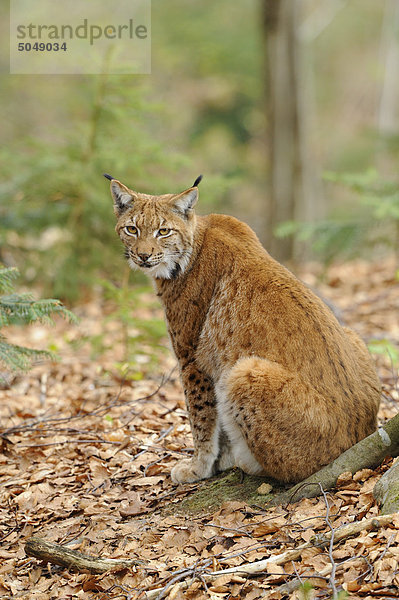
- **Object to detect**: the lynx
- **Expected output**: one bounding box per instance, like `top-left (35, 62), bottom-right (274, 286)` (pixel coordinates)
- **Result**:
top-left (107, 174), bottom-right (381, 484)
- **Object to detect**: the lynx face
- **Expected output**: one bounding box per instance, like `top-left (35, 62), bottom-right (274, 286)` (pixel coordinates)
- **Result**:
top-left (110, 179), bottom-right (198, 279)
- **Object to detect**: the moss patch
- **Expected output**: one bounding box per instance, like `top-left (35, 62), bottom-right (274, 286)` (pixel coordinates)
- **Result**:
top-left (172, 469), bottom-right (282, 515)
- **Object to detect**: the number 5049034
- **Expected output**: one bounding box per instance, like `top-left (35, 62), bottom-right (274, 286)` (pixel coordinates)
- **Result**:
top-left (18, 42), bottom-right (67, 51)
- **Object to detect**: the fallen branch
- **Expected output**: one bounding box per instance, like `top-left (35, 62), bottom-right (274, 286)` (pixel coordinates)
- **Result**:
top-left (273, 412), bottom-right (399, 505)
top-left (143, 514), bottom-right (392, 599)
top-left (318, 482), bottom-right (339, 596)
top-left (25, 537), bottom-right (144, 574)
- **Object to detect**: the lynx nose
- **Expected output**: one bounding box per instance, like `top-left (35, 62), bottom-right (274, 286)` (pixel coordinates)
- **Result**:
top-left (138, 252), bottom-right (151, 262)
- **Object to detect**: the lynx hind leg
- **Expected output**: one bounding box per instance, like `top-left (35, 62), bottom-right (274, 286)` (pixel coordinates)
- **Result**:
top-left (217, 357), bottom-right (335, 483)
top-left (214, 428), bottom-right (235, 473)
top-left (215, 370), bottom-right (267, 477)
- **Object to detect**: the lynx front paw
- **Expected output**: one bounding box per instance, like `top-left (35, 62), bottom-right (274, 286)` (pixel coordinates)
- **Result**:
top-left (171, 458), bottom-right (213, 484)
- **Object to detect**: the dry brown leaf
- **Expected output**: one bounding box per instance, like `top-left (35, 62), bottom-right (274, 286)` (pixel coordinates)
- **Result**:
top-left (241, 584), bottom-right (266, 600)
top-left (353, 468), bottom-right (374, 481)
top-left (300, 528), bottom-right (315, 543)
top-left (343, 581), bottom-right (361, 592)
top-left (119, 493), bottom-right (146, 517)
top-left (162, 527), bottom-right (191, 548)
top-left (253, 516), bottom-right (287, 536)
top-left (336, 471), bottom-right (353, 487)
top-left (266, 563), bottom-right (285, 575)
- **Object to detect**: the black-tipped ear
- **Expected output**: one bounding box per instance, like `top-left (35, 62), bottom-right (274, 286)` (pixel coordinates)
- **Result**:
top-left (192, 174), bottom-right (203, 188)
top-left (171, 187), bottom-right (198, 217)
top-left (103, 173), bottom-right (114, 181)
top-left (110, 180), bottom-right (135, 215)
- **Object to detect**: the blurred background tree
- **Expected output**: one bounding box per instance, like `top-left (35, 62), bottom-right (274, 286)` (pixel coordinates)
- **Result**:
top-left (263, 0), bottom-right (320, 261)
top-left (1, 0), bottom-right (398, 303)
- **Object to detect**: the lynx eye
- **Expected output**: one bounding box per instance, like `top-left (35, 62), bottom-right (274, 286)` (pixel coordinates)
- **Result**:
top-left (158, 227), bottom-right (171, 237)
top-left (124, 225), bottom-right (138, 236)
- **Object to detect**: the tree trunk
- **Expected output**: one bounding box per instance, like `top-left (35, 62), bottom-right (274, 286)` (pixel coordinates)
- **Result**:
top-left (377, 0), bottom-right (399, 137)
top-left (263, 0), bottom-right (317, 261)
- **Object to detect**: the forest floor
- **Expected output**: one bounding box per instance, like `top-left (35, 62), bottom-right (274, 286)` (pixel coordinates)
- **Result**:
top-left (0, 257), bottom-right (399, 600)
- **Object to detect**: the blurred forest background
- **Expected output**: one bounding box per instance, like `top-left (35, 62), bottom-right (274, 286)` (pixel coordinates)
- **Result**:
top-left (1, 0), bottom-right (399, 305)
top-left (2, 4), bottom-right (399, 595)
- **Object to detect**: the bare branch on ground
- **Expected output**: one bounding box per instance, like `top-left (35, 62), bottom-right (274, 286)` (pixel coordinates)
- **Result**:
top-left (25, 537), bottom-right (145, 574)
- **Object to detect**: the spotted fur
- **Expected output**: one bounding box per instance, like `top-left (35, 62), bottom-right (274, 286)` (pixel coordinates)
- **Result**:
top-left (109, 179), bottom-right (381, 484)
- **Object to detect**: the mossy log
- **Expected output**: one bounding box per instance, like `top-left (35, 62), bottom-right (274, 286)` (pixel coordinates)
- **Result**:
top-left (173, 469), bottom-right (277, 514)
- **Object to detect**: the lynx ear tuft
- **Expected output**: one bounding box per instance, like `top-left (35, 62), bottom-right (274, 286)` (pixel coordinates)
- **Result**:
top-left (103, 173), bottom-right (114, 181)
top-left (110, 180), bottom-right (135, 214)
top-left (172, 187), bottom-right (198, 217)
top-left (192, 174), bottom-right (203, 187)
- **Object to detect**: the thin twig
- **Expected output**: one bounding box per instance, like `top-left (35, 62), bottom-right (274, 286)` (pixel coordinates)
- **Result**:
top-left (19, 439), bottom-right (120, 448)
top-left (291, 559), bottom-right (304, 587)
top-left (205, 522), bottom-right (253, 538)
top-left (318, 483), bottom-right (339, 598)
top-left (153, 569), bottom-right (195, 600)
top-left (277, 564), bottom-right (333, 596)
